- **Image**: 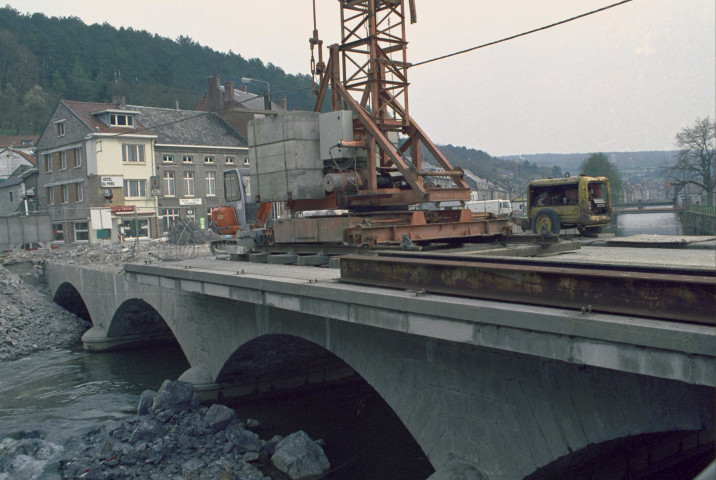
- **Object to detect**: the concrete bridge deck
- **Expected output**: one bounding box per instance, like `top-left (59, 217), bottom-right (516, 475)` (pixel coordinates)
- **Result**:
top-left (45, 245), bottom-right (716, 480)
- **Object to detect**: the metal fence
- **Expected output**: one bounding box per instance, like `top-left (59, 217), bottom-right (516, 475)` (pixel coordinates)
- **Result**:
top-left (686, 205), bottom-right (716, 216)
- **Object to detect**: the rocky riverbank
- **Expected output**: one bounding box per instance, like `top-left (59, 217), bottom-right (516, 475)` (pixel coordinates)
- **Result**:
top-left (0, 245), bottom-right (333, 480)
top-left (0, 241), bottom-right (210, 361)
top-left (55, 380), bottom-right (330, 480)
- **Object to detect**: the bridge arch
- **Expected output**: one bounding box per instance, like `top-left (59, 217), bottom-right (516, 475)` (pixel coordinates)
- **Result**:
top-left (53, 282), bottom-right (91, 322)
top-left (107, 298), bottom-right (174, 340)
top-left (524, 430), bottom-right (715, 480)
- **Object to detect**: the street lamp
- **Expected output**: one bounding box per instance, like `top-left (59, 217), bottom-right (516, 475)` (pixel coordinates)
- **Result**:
top-left (241, 77), bottom-right (271, 110)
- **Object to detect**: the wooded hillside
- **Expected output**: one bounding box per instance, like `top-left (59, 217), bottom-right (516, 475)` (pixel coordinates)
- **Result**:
top-left (0, 6), bottom-right (316, 134)
top-left (0, 5), bottom-right (556, 189)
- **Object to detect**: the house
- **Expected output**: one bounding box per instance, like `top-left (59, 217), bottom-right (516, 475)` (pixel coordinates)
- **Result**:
top-left (129, 105), bottom-right (248, 233)
top-left (0, 164), bottom-right (38, 216)
top-left (35, 99), bottom-right (249, 245)
top-left (0, 135), bottom-right (38, 153)
top-left (36, 100), bottom-right (158, 244)
top-left (463, 169), bottom-right (510, 200)
top-left (196, 75), bottom-right (286, 139)
top-left (0, 147), bottom-right (35, 180)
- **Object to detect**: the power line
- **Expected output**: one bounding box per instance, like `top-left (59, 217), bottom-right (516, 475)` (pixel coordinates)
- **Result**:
top-left (411, 0), bottom-right (635, 68)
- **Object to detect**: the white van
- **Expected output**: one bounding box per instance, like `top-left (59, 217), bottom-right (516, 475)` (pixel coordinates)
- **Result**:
top-left (465, 199), bottom-right (512, 217)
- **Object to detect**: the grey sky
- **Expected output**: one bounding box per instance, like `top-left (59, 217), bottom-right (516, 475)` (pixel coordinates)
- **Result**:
top-left (8, 0), bottom-right (715, 156)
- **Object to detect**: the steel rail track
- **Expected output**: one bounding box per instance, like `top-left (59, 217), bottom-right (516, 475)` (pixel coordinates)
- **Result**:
top-left (339, 254), bottom-right (716, 325)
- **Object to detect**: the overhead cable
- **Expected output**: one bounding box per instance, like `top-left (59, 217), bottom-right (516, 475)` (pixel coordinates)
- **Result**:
top-left (411, 0), bottom-right (635, 68)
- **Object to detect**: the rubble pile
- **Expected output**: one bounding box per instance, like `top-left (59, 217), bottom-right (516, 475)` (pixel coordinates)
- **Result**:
top-left (0, 263), bottom-right (90, 361)
top-left (0, 240), bottom-right (211, 361)
top-left (57, 380), bottom-right (331, 480)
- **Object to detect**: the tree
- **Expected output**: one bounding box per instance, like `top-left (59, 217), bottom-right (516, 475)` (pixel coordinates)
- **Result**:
top-left (669, 117), bottom-right (715, 206)
top-left (580, 153), bottom-right (623, 202)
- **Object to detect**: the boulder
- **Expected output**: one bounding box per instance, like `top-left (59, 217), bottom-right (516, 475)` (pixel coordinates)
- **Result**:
top-left (205, 404), bottom-right (236, 431)
top-left (137, 390), bottom-right (156, 416)
top-left (225, 424), bottom-right (261, 453)
top-left (129, 419), bottom-right (163, 444)
top-left (271, 430), bottom-right (330, 480)
top-left (152, 380), bottom-right (193, 412)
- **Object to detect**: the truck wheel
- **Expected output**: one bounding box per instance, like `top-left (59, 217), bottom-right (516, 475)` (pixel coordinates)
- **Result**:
top-left (578, 225), bottom-right (603, 237)
top-left (532, 210), bottom-right (560, 235)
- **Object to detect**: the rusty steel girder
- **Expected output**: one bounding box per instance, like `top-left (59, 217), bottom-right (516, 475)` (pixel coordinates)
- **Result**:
top-left (339, 255), bottom-right (716, 325)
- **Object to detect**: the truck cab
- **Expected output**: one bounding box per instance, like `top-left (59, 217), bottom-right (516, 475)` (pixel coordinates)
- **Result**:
top-left (517, 175), bottom-right (612, 236)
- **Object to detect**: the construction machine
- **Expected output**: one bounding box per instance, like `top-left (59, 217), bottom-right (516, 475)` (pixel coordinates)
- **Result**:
top-left (210, 0), bottom-right (512, 256)
top-left (512, 175), bottom-right (612, 236)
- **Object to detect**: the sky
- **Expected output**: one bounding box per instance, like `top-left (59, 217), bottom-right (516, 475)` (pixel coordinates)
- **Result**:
top-left (7, 0), bottom-right (716, 157)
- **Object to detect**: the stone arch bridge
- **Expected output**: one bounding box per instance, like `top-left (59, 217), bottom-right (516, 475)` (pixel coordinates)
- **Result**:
top-left (46, 259), bottom-right (715, 480)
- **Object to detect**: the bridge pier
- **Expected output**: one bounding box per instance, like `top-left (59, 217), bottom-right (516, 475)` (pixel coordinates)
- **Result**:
top-left (81, 325), bottom-right (175, 351)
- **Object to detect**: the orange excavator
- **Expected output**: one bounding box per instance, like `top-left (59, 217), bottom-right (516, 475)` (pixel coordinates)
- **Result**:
top-left (209, 0), bottom-right (511, 255)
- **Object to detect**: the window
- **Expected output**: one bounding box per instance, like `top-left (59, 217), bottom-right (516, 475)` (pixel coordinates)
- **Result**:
top-left (122, 144), bottom-right (145, 163)
top-left (161, 208), bottom-right (180, 233)
top-left (52, 223), bottom-right (64, 242)
top-left (61, 185), bottom-right (69, 204)
top-left (74, 222), bottom-right (89, 242)
top-left (120, 219), bottom-right (149, 239)
top-left (60, 151), bottom-right (67, 170)
top-left (205, 171), bottom-right (216, 196)
top-left (243, 156), bottom-right (250, 165)
top-left (163, 171), bottom-right (175, 196)
top-left (182, 155), bottom-right (193, 164)
top-left (56, 121), bottom-right (65, 137)
top-left (9, 192), bottom-right (13, 202)
top-left (109, 114), bottom-right (134, 127)
top-left (73, 148), bottom-right (82, 168)
top-left (44, 154), bottom-right (52, 172)
top-left (223, 170), bottom-right (244, 202)
top-left (225, 156), bottom-right (235, 165)
top-left (162, 154), bottom-right (174, 163)
top-left (47, 187), bottom-right (55, 205)
top-left (124, 179), bottom-right (147, 198)
top-left (183, 171), bottom-right (195, 196)
top-left (76, 183), bottom-right (84, 203)
top-left (204, 156), bottom-right (215, 164)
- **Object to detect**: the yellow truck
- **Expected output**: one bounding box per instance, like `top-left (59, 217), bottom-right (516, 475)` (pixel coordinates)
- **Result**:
top-left (514, 175), bottom-right (612, 236)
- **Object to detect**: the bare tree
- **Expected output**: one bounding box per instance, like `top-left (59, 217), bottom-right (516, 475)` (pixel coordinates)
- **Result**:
top-left (669, 117), bottom-right (715, 206)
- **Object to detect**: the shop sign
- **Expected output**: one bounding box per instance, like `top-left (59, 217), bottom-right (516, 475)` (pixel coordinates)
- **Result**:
top-left (101, 176), bottom-right (123, 188)
top-left (110, 205), bottom-right (135, 213)
top-left (179, 198), bottom-right (202, 206)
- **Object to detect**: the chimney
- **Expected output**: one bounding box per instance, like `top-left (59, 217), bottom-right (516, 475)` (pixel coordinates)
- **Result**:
top-left (119, 96), bottom-right (126, 108)
top-left (224, 81), bottom-right (234, 103)
top-left (276, 96), bottom-right (287, 111)
top-left (206, 75), bottom-right (221, 111)
top-left (242, 86), bottom-right (248, 93)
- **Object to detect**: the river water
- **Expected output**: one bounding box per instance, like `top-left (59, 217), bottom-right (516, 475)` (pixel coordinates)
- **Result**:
top-left (0, 342), bottom-right (432, 480)
top-left (0, 344), bottom-right (188, 479)
top-left (615, 211), bottom-right (683, 236)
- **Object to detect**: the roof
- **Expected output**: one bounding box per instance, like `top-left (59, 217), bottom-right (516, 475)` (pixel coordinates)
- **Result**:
top-left (128, 105), bottom-right (247, 147)
top-left (60, 100), bottom-right (147, 134)
top-left (528, 175), bottom-right (609, 188)
top-left (222, 86), bottom-right (284, 112)
top-left (0, 148), bottom-right (35, 166)
top-left (0, 166), bottom-right (36, 188)
top-left (0, 135), bottom-right (38, 148)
